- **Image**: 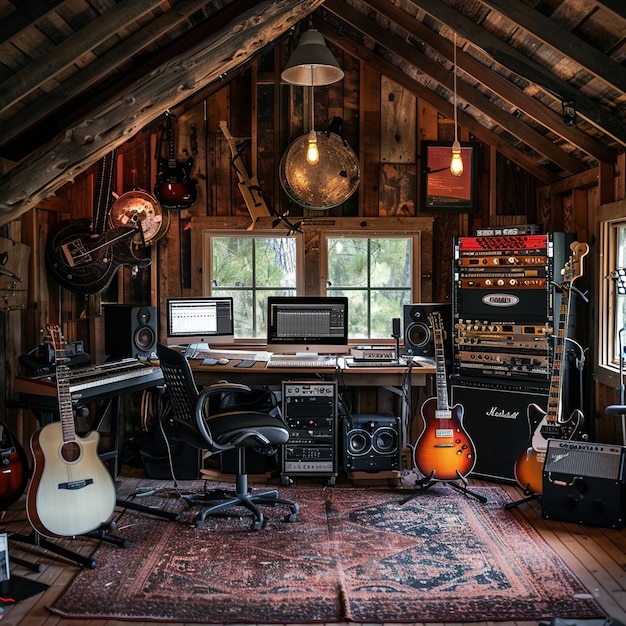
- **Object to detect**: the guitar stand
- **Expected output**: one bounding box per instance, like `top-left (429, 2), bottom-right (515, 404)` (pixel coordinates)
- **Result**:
top-left (115, 497), bottom-right (182, 522)
top-left (504, 490), bottom-right (541, 510)
top-left (399, 471), bottom-right (488, 505)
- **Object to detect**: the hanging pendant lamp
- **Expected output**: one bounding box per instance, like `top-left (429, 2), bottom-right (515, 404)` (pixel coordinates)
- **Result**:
top-left (281, 28), bottom-right (344, 86)
top-left (450, 32), bottom-right (464, 177)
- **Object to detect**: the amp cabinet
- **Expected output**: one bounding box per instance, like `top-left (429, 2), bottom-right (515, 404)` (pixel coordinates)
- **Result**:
top-left (542, 439), bottom-right (626, 528)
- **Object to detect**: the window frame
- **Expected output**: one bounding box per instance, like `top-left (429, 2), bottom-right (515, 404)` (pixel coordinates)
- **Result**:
top-left (596, 199), bottom-right (626, 388)
top-left (202, 228), bottom-right (305, 344)
top-left (320, 230), bottom-right (422, 342)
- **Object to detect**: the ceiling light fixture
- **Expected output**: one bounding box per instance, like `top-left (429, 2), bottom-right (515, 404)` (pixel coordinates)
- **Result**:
top-left (450, 32), bottom-right (463, 177)
top-left (562, 100), bottom-right (577, 126)
top-left (281, 28), bottom-right (344, 87)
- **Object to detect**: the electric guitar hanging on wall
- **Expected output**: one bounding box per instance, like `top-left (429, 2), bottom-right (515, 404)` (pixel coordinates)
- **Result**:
top-left (514, 241), bottom-right (589, 495)
top-left (45, 151), bottom-right (151, 295)
top-left (154, 110), bottom-right (198, 209)
top-left (218, 120), bottom-right (271, 227)
top-left (413, 311), bottom-right (476, 481)
top-left (26, 324), bottom-right (116, 538)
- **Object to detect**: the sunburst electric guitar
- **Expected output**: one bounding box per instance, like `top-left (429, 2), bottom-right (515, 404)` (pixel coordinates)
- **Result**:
top-left (26, 324), bottom-right (117, 538)
top-left (413, 311), bottom-right (476, 481)
top-left (514, 241), bottom-right (589, 495)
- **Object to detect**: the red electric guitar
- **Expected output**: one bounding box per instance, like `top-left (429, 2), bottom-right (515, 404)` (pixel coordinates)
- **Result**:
top-left (26, 324), bottom-right (116, 538)
top-left (514, 241), bottom-right (588, 495)
top-left (413, 311), bottom-right (476, 481)
top-left (154, 111), bottom-right (198, 210)
top-left (0, 420), bottom-right (29, 511)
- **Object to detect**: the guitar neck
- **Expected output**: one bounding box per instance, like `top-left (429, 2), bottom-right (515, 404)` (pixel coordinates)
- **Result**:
top-left (92, 151), bottom-right (116, 235)
top-left (546, 286), bottom-right (571, 422)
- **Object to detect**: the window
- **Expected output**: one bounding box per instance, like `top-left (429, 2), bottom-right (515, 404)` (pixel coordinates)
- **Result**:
top-left (203, 230), bottom-right (303, 340)
top-left (597, 200), bottom-right (626, 388)
top-left (322, 233), bottom-right (420, 339)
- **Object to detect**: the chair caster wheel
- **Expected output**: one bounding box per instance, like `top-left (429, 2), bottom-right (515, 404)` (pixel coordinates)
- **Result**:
top-left (284, 513), bottom-right (297, 523)
top-left (194, 519), bottom-right (208, 529)
top-left (251, 518), bottom-right (266, 531)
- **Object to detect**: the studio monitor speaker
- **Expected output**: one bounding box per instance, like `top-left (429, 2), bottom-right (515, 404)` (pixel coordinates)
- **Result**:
top-left (542, 439), bottom-right (626, 528)
top-left (403, 303), bottom-right (451, 357)
top-left (104, 304), bottom-right (157, 358)
top-left (343, 413), bottom-right (401, 472)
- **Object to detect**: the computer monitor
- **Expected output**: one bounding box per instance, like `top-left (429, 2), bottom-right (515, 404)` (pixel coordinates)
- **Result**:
top-left (266, 296), bottom-right (349, 355)
top-left (165, 297), bottom-right (235, 346)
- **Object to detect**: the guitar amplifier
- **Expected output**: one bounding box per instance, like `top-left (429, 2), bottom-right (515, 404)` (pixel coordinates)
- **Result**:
top-left (542, 439), bottom-right (626, 528)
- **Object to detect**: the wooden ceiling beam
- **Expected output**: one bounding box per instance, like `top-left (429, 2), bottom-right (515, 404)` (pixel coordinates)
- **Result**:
top-left (359, 0), bottom-right (616, 164)
top-left (0, 0), bottom-right (166, 115)
top-left (0, 0), bottom-right (324, 227)
top-left (322, 1), bottom-right (586, 175)
top-left (317, 22), bottom-right (558, 184)
top-left (0, 0), bottom-right (232, 150)
top-left (477, 0), bottom-right (626, 95)
top-left (407, 0), bottom-right (626, 146)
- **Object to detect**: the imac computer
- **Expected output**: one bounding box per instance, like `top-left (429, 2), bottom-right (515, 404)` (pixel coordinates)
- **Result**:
top-left (266, 296), bottom-right (349, 355)
top-left (165, 297), bottom-right (235, 347)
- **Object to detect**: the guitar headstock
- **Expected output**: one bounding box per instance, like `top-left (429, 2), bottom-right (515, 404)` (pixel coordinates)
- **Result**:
top-left (561, 241), bottom-right (589, 284)
top-left (428, 310), bottom-right (443, 332)
top-left (45, 323), bottom-right (67, 364)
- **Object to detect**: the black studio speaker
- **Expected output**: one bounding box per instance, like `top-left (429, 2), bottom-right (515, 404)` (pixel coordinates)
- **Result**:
top-left (542, 439), bottom-right (626, 528)
top-left (104, 305), bottom-right (157, 358)
top-left (403, 303), bottom-right (451, 357)
top-left (343, 413), bottom-right (401, 472)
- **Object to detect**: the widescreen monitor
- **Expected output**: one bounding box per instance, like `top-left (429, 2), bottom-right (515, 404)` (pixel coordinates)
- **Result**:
top-left (165, 297), bottom-right (235, 346)
top-left (266, 296), bottom-right (349, 355)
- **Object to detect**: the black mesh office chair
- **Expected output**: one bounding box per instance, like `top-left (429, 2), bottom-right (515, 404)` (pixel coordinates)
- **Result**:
top-left (156, 343), bottom-right (298, 530)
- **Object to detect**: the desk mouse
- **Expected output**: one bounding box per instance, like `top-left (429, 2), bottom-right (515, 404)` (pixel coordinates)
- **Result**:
top-left (218, 358), bottom-right (230, 365)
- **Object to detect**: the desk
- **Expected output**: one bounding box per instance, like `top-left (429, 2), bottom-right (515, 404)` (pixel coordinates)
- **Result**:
top-left (189, 358), bottom-right (436, 456)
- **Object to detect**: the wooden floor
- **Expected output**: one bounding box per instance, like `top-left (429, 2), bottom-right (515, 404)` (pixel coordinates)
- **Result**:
top-left (1, 471), bottom-right (625, 626)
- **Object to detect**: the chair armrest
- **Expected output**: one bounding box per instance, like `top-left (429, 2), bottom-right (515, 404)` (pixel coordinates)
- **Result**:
top-left (195, 382), bottom-right (252, 446)
top-left (605, 404), bottom-right (626, 416)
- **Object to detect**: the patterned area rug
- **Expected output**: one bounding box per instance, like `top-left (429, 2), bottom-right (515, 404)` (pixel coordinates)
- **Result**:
top-left (50, 484), bottom-right (603, 623)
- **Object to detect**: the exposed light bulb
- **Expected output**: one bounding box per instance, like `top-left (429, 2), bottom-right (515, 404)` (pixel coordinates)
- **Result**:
top-left (450, 140), bottom-right (463, 176)
top-left (306, 130), bottom-right (319, 165)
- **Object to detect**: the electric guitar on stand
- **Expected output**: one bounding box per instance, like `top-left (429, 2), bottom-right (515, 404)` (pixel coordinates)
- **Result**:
top-left (0, 420), bottom-right (29, 511)
top-left (26, 324), bottom-right (117, 538)
top-left (413, 310), bottom-right (476, 483)
top-left (218, 121), bottom-right (271, 228)
top-left (513, 241), bottom-right (589, 496)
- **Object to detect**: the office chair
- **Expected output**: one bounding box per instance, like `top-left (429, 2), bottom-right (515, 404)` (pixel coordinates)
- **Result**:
top-left (156, 343), bottom-right (299, 530)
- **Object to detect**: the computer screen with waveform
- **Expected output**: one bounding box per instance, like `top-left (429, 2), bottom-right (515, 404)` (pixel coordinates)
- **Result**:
top-left (165, 297), bottom-right (235, 346)
top-left (266, 296), bottom-right (349, 355)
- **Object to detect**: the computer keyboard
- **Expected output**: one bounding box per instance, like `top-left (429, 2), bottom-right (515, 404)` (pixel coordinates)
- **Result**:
top-left (185, 346), bottom-right (272, 362)
top-left (267, 355), bottom-right (338, 368)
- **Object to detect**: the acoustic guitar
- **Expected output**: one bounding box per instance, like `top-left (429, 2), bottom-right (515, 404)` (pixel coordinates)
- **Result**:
top-left (514, 241), bottom-right (588, 495)
top-left (0, 420), bottom-right (29, 511)
top-left (154, 110), bottom-right (198, 209)
top-left (26, 323), bottom-right (116, 538)
top-left (413, 310), bottom-right (476, 481)
top-left (45, 150), bottom-right (151, 295)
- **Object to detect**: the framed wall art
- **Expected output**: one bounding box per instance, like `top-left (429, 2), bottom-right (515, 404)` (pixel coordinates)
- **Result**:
top-left (421, 141), bottom-right (478, 213)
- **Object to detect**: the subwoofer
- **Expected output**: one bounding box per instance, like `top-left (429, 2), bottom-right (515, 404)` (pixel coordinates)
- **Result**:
top-left (104, 304), bottom-right (157, 358)
top-left (542, 439), bottom-right (626, 528)
top-left (403, 303), bottom-right (451, 357)
top-left (343, 413), bottom-right (400, 472)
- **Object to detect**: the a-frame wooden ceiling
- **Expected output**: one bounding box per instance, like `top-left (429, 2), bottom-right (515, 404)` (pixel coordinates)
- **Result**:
top-left (0, 0), bottom-right (625, 226)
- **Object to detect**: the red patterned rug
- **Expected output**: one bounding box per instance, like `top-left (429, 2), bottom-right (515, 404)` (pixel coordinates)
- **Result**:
top-left (50, 484), bottom-right (603, 623)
